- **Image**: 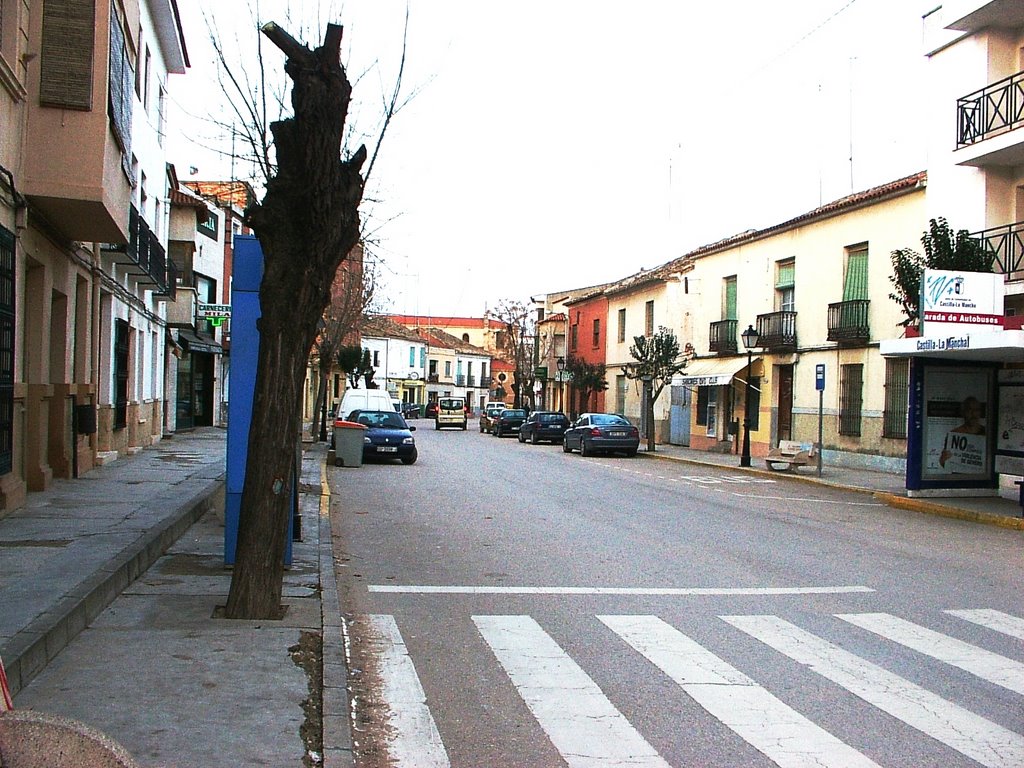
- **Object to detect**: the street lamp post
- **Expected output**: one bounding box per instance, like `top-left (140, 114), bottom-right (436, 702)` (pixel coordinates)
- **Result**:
top-left (740, 324), bottom-right (759, 467)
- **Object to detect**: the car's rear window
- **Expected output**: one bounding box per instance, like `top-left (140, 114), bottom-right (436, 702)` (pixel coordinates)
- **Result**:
top-left (439, 398), bottom-right (464, 409)
top-left (592, 414), bottom-right (629, 426)
top-left (539, 414), bottom-right (566, 424)
top-left (502, 410), bottom-right (526, 418)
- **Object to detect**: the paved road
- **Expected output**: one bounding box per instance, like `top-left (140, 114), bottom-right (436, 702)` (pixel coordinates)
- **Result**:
top-left (329, 422), bottom-right (1024, 768)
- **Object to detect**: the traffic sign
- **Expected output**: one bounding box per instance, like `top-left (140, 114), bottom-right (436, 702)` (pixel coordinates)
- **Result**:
top-left (815, 363), bottom-right (825, 391)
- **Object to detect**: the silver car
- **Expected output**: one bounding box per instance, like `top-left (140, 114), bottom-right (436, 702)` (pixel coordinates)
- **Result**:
top-left (562, 413), bottom-right (640, 457)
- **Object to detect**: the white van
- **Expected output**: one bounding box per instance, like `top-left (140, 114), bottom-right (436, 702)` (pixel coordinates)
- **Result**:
top-left (338, 388), bottom-right (395, 420)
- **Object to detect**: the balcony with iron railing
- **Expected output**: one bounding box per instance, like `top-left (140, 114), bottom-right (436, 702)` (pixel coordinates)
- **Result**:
top-left (456, 375), bottom-right (466, 386)
top-left (755, 311), bottom-right (798, 352)
top-left (480, 375), bottom-right (493, 388)
top-left (428, 373), bottom-right (439, 383)
top-left (972, 221), bottom-right (1024, 282)
top-left (827, 300), bottom-right (870, 345)
top-left (708, 319), bottom-right (738, 355)
top-left (956, 70), bottom-right (1024, 165)
top-left (466, 374), bottom-right (476, 387)
top-left (101, 204), bottom-right (169, 293)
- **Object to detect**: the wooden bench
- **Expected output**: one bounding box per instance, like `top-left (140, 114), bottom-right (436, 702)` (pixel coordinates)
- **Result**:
top-left (765, 440), bottom-right (815, 471)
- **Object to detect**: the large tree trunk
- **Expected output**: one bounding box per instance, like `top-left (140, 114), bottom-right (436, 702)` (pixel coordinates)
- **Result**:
top-left (225, 22), bottom-right (365, 619)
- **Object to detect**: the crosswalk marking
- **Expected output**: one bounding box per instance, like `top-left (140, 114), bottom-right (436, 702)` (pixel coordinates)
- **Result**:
top-left (947, 608), bottom-right (1024, 640)
top-left (367, 615), bottom-right (450, 768)
top-left (473, 615), bottom-right (671, 768)
top-left (724, 614), bottom-right (1024, 768)
top-left (599, 615), bottom-right (882, 768)
top-left (370, 585), bottom-right (875, 595)
top-left (837, 612), bottom-right (1024, 695)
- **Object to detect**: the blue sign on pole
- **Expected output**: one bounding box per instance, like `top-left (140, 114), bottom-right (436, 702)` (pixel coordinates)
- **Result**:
top-left (815, 363), bottom-right (826, 391)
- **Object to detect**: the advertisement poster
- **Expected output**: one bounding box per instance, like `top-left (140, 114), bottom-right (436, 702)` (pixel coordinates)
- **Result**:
top-left (997, 383), bottom-right (1024, 455)
top-left (922, 368), bottom-right (991, 479)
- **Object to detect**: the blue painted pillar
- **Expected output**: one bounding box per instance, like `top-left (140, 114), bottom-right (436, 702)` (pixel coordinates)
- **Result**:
top-left (225, 235), bottom-right (294, 565)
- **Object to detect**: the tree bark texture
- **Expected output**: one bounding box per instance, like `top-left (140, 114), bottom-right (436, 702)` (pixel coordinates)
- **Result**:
top-left (225, 22), bottom-right (365, 619)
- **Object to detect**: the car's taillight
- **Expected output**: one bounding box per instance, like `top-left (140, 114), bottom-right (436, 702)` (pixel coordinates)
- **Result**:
top-left (589, 427), bottom-right (602, 437)
top-left (629, 426), bottom-right (639, 437)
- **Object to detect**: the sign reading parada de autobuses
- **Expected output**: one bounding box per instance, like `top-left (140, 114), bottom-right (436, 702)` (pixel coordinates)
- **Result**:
top-left (921, 269), bottom-right (1002, 337)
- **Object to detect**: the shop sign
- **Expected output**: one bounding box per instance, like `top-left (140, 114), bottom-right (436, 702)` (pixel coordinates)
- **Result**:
top-left (921, 270), bottom-right (1003, 336)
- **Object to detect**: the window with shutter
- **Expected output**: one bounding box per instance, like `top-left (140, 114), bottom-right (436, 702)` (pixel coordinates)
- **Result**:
top-left (106, 6), bottom-right (134, 179)
top-left (724, 276), bottom-right (737, 321)
top-left (40, 0), bottom-right (95, 109)
top-left (843, 246), bottom-right (869, 301)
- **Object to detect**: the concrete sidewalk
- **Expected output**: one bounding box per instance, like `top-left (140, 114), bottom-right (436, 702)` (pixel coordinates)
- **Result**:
top-left (2, 428), bottom-right (1021, 767)
top-left (638, 441), bottom-right (1024, 529)
top-left (2, 430), bottom-right (352, 767)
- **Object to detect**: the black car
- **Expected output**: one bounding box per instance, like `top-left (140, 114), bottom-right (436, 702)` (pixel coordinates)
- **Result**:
top-left (402, 402), bottom-right (422, 419)
top-left (491, 408), bottom-right (527, 437)
top-left (562, 412), bottom-right (640, 457)
top-left (348, 409), bottom-right (418, 464)
top-left (424, 401), bottom-right (439, 419)
top-left (518, 411), bottom-right (571, 444)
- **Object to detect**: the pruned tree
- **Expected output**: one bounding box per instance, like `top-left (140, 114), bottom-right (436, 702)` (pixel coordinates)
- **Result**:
top-left (621, 327), bottom-right (689, 451)
top-left (225, 22), bottom-right (367, 619)
top-left (889, 217), bottom-right (992, 328)
top-left (563, 355), bottom-right (607, 415)
top-left (492, 300), bottom-right (537, 410)
top-left (310, 247), bottom-right (378, 439)
top-left (337, 345), bottom-right (375, 388)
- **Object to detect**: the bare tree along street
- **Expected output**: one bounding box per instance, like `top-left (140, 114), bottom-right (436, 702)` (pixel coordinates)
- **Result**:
top-left (329, 425), bottom-right (1024, 768)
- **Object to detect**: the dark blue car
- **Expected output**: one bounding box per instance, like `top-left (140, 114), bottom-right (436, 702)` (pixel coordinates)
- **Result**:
top-left (347, 410), bottom-right (418, 464)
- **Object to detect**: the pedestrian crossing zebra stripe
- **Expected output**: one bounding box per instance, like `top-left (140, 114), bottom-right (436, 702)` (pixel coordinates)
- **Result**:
top-left (473, 614), bottom-right (672, 768)
top-left (598, 615), bottom-right (882, 768)
top-left (946, 608), bottom-right (1024, 640)
top-left (367, 615), bottom-right (450, 768)
top-left (836, 612), bottom-right (1024, 695)
top-left (723, 614), bottom-right (1024, 768)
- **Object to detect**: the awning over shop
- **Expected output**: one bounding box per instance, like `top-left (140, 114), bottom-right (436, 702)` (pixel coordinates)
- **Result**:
top-left (178, 329), bottom-right (223, 355)
top-left (676, 356), bottom-right (760, 387)
top-left (880, 330), bottom-right (1024, 363)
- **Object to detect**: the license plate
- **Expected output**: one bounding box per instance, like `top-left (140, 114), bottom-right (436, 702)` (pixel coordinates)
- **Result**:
top-left (610, 431), bottom-right (625, 438)
top-left (378, 446), bottom-right (398, 453)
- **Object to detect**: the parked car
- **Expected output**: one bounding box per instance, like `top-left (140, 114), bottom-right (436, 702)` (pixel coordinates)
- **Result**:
top-left (491, 408), bottom-right (527, 437)
top-left (562, 413), bottom-right (640, 457)
top-left (479, 402), bottom-right (509, 433)
top-left (402, 402), bottom-right (421, 419)
top-left (425, 401), bottom-right (439, 419)
top-left (435, 397), bottom-right (467, 430)
top-left (518, 411), bottom-right (571, 444)
top-left (347, 409), bottom-right (417, 464)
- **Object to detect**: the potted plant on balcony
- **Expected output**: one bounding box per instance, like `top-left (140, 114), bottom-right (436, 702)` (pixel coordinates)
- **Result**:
top-left (888, 217), bottom-right (993, 334)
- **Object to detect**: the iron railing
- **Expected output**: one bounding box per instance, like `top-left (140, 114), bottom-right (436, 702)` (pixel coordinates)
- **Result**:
top-left (827, 300), bottom-right (870, 344)
top-left (456, 375), bottom-right (466, 386)
top-left (755, 311), bottom-right (797, 352)
top-left (971, 220), bottom-right (1024, 281)
top-left (466, 374), bottom-right (476, 387)
top-left (480, 376), bottom-right (493, 388)
top-left (101, 204), bottom-right (169, 292)
top-left (708, 319), bottom-right (738, 355)
top-left (427, 373), bottom-right (439, 383)
top-left (957, 70), bottom-right (1024, 149)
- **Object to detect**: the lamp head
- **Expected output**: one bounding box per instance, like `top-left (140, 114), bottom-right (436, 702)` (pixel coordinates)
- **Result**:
top-left (741, 324), bottom-right (759, 350)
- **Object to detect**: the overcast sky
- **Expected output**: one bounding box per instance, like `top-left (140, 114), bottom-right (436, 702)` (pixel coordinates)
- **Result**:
top-left (169, 1), bottom-right (930, 317)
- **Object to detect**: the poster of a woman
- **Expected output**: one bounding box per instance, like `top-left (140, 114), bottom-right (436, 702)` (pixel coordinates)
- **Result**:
top-left (923, 369), bottom-right (991, 478)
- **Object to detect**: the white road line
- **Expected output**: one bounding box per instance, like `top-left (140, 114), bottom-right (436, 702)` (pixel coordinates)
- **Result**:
top-left (366, 615), bottom-right (450, 768)
top-left (725, 614), bottom-right (1024, 768)
top-left (600, 615), bottom-right (881, 768)
top-left (473, 615), bottom-right (671, 768)
top-left (837, 612), bottom-right (1024, 695)
top-left (369, 585), bottom-right (875, 595)
top-left (947, 609), bottom-right (1024, 641)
